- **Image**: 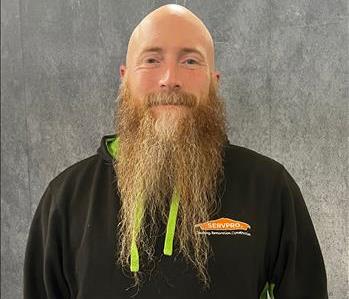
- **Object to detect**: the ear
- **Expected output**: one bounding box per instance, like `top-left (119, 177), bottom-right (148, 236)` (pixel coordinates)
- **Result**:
top-left (214, 70), bottom-right (220, 82)
top-left (212, 70), bottom-right (220, 86)
top-left (119, 64), bottom-right (127, 80)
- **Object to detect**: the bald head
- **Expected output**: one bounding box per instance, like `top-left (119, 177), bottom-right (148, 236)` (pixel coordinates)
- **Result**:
top-left (125, 4), bottom-right (216, 72)
top-left (119, 4), bottom-right (220, 111)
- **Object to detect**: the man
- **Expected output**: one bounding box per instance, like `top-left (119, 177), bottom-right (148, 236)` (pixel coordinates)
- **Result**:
top-left (23, 4), bottom-right (328, 298)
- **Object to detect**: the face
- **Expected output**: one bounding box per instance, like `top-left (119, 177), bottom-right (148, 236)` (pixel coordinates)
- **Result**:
top-left (119, 15), bottom-right (219, 121)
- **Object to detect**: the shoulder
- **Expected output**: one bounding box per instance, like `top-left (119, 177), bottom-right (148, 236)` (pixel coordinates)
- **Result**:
top-left (223, 143), bottom-right (285, 176)
top-left (223, 143), bottom-right (303, 203)
top-left (50, 154), bottom-right (100, 185)
top-left (45, 154), bottom-right (106, 209)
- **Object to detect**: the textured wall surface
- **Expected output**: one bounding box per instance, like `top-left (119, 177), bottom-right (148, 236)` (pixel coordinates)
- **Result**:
top-left (1, 0), bottom-right (348, 298)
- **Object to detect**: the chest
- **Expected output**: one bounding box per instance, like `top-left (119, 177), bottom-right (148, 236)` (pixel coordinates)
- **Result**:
top-left (72, 181), bottom-right (271, 298)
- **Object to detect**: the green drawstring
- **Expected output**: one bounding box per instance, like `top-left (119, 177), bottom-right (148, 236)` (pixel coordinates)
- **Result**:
top-left (164, 188), bottom-right (180, 255)
top-left (130, 193), bottom-right (145, 272)
top-left (259, 281), bottom-right (276, 299)
top-left (106, 135), bottom-right (180, 272)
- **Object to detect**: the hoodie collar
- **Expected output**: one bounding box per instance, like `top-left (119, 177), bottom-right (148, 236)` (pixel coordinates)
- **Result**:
top-left (97, 133), bottom-right (119, 163)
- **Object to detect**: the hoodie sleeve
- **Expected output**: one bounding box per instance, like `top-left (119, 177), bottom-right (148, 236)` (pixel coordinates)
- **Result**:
top-left (267, 166), bottom-right (328, 299)
top-left (23, 183), bottom-right (71, 299)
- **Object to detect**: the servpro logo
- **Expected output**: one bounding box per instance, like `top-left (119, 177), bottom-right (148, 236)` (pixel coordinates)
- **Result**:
top-left (194, 217), bottom-right (252, 236)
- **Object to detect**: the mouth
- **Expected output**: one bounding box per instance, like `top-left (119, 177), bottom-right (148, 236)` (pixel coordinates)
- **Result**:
top-left (152, 104), bottom-right (187, 109)
top-left (149, 104), bottom-right (190, 119)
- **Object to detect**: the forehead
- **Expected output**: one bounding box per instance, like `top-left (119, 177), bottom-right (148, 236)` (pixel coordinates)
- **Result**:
top-left (134, 17), bottom-right (210, 58)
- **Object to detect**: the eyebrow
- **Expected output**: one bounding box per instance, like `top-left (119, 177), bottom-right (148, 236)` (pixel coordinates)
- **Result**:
top-left (138, 47), bottom-right (205, 60)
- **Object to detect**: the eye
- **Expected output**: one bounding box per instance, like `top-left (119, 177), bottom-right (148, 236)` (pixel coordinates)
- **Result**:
top-left (145, 58), bottom-right (159, 64)
top-left (184, 59), bottom-right (198, 65)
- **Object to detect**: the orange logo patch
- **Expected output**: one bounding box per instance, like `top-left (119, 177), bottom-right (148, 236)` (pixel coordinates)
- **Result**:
top-left (194, 217), bottom-right (251, 231)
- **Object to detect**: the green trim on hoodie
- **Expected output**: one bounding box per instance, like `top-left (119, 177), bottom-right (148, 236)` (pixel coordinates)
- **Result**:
top-left (106, 136), bottom-right (118, 159)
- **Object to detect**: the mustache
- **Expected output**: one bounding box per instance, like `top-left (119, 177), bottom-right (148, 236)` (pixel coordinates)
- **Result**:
top-left (144, 90), bottom-right (198, 108)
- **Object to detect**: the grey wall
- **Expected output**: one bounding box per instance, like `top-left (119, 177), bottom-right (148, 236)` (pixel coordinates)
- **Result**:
top-left (1, 0), bottom-right (348, 298)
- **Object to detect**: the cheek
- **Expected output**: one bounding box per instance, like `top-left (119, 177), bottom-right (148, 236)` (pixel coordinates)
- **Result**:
top-left (186, 67), bottom-right (209, 83)
top-left (127, 74), bottom-right (157, 106)
top-left (132, 72), bottom-right (159, 93)
top-left (186, 72), bottom-right (210, 98)
top-left (131, 69), bottom-right (210, 98)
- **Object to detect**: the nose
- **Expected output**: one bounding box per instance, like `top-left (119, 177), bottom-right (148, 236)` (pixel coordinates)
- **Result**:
top-left (159, 63), bottom-right (182, 92)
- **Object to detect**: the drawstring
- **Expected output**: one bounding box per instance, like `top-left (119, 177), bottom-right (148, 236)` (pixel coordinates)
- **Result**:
top-left (130, 193), bottom-right (145, 272)
top-left (163, 188), bottom-right (180, 256)
top-left (107, 136), bottom-right (180, 273)
top-left (130, 188), bottom-right (180, 272)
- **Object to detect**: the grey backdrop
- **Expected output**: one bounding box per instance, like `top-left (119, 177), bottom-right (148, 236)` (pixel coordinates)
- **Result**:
top-left (1, 0), bottom-right (348, 298)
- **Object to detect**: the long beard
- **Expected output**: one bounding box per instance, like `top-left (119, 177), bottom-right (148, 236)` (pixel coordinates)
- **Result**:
top-left (112, 78), bottom-right (229, 290)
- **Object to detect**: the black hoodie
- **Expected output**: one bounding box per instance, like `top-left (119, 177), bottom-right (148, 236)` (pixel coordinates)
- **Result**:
top-left (23, 133), bottom-right (328, 299)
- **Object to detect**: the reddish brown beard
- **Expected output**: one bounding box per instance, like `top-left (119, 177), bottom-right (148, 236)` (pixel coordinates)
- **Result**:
top-left (112, 78), bottom-right (229, 291)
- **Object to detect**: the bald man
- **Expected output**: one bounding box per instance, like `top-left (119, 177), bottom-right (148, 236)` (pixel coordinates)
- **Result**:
top-left (23, 4), bottom-right (328, 299)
